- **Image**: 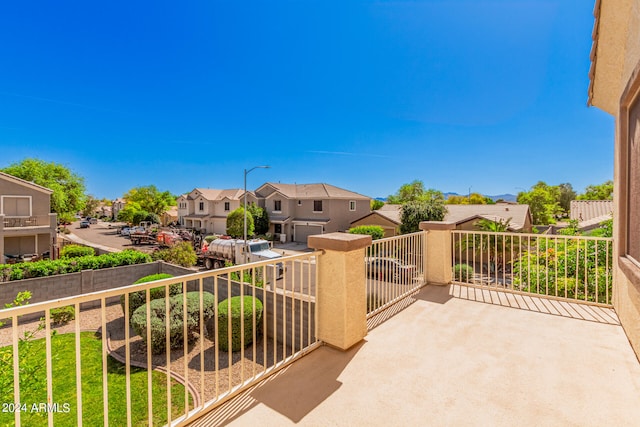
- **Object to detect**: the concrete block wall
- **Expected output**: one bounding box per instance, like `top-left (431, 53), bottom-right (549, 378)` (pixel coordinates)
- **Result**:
top-left (0, 261), bottom-right (193, 307)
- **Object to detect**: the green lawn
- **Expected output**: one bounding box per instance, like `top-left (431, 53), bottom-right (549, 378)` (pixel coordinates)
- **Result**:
top-left (0, 332), bottom-right (192, 426)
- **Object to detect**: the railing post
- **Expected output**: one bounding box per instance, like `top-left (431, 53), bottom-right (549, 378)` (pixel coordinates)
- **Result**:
top-left (419, 221), bottom-right (456, 285)
top-left (308, 232), bottom-right (372, 350)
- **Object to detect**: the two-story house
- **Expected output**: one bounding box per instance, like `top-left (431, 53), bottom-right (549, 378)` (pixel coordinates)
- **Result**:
top-left (0, 171), bottom-right (57, 263)
top-left (177, 188), bottom-right (258, 234)
top-left (254, 182), bottom-right (371, 243)
top-left (111, 198), bottom-right (126, 220)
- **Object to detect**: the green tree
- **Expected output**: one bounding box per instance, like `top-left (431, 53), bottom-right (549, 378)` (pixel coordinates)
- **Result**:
top-left (82, 195), bottom-right (101, 217)
top-left (557, 183), bottom-right (577, 215)
top-left (123, 185), bottom-right (176, 215)
top-left (370, 199), bottom-right (384, 210)
top-left (2, 158), bottom-right (86, 217)
top-left (447, 193), bottom-right (493, 205)
top-left (117, 202), bottom-right (142, 224)
top-left (577, 180), bottom-right (614, 200)
top-left (247, 203), bottom-right (269, 235)
top-left (387, 180), bottom-right (426, 203)
top-left (400, 200), bottom-right (447, 234)
top-left (227, 207), bottom-right (253, 238)
top-left (517, 182), bottom-right (560, 225)
top-left (348, 225), bottom-right (385, 240)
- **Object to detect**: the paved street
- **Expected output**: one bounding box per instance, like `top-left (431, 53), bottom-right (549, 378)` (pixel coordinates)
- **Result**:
top-left (63, 220), bottom-right (157, 253)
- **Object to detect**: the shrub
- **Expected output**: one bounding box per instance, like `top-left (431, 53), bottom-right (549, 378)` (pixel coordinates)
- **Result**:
top-left (0, 250), bottom-right (152, 283)
top-left (60, 244), bottom-right (95, 259)
top-left (50, 306), bottom-right (75, 325)
top-left (348, 225), bottom-right (384, 240)
top-left (120, 274), bottom-right (181, 318)
top-left (204, 235), bottom-right (218, 243)
top-left (217, 296), bottom-right (263, 352)
top-left (130, 292), bottom-right (216, 354)
top-left (453, 264), bottom-right (474, 282)
top-left (151, 242), bottom-right (197, 267)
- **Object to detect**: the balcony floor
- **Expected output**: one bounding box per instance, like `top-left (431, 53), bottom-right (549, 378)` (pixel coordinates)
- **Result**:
top-left (190, 284), bottom-right (640, 427)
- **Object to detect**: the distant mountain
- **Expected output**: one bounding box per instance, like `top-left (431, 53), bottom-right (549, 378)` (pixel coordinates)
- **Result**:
top-left (488, 193), bottom-right (517, 202)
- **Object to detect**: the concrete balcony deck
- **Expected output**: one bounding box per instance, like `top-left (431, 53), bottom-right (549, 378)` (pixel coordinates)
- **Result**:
top-left (190, 284), bottom-right (640, 426)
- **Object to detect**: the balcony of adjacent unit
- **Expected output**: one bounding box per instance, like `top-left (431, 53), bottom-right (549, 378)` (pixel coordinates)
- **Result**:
top-left (1, 213), bottom-right (57, 232)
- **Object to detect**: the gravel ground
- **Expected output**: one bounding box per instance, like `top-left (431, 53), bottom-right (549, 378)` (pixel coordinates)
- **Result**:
top-left (0, 304), bottom-right (289, 405)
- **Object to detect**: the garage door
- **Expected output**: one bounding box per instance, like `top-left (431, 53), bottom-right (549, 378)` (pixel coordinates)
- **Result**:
top-left (294, 225), bottom-right (323, 243)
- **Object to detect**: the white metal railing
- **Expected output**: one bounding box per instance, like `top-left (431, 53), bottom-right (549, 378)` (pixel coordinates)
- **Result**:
top-left (451, 230), bottom-right (613, 306)
top-left (365, 231), bottom-right (426, 318)
top-left (2, 215), bottom-right (51, 228)
top-left (0, 252), bottom-right (319, 426)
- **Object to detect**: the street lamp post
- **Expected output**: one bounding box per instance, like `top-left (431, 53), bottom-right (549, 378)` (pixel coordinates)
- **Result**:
top-left (244, 165), bottom-right (270, 263)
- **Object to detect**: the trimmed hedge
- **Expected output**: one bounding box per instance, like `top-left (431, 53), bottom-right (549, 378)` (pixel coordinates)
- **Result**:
top-left (60, 244), bottom-right (95, 259)
top-left (131, 292), bottom-right (216, 354)
top-left (0, 250), bottom-right (152, 282)
top-left (348, 225), bottom-right (385, 240)
top-left (120, 274), bottom-right (182, 318)
top-left (217, 296), bottom-right (263, 352)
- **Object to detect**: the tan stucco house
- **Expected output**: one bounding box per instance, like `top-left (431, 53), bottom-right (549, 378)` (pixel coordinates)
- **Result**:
top-left (177, 188), bottom-right (258, 234)
top-left (255, 182), bottom-right (371, 243)
top-left (351, 204), bottom-right (402, 237)
top-left (353, 203), bottom-right (532, 235)
top-left (111, 198), bottom-right (126, 220)
top-left (588, 0), bottom-right (640, 359)
top-left (569, 199), bottom-right (613, 231)
top-left (444, 204), bottom-right (533, 232)
top-left (0, 171), bottom-right (57, 263)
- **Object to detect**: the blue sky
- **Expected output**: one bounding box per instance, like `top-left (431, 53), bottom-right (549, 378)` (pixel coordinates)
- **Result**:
top-left (0, 0), bottom-right (613, 200)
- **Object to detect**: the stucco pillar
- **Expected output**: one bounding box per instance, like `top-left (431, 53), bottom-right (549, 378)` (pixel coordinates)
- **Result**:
top-left (419, 221), bottom-right (456, 286)
top-left (308, 232), bottom-right (372, 350)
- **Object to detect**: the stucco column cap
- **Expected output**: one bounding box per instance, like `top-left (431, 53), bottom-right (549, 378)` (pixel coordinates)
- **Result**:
top-left (419, 221), bottom-right (457, 231)
top-left (308, 232), bottom-right (372, 252)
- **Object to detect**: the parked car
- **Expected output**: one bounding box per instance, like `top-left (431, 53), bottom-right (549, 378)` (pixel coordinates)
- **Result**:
top-left (366, 257), bottom-right (416, 283)
top-left (80, 220), bottom-right (90, 229)
top-left (88, 217), bottom-right (98, 224)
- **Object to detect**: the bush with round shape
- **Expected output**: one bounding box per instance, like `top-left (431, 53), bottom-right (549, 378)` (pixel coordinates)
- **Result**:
top-left (130, 291), bottom-right (216, 354)
top-left (217, 296), bottom-right (263, 352)
top-left (453, 263), bottom-right (474, 282)
top-left (120, 274), bottom-right (181, 318)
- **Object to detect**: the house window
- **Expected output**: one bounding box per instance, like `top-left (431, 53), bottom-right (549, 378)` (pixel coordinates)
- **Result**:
top-left (313, 200), bottom-right (323, 212)
top-left (224, 202), bottom-right (230, 211)
top-left (349, 200), bottom-right (356, 211)
top-left (627, 97), bottom-right (640, 264)
top-left (274, 224), bottom-right (282, 234)
top-left (199, 202), bottom-right (204, 211)
top-left (274, 200), bottom-right (282, 212)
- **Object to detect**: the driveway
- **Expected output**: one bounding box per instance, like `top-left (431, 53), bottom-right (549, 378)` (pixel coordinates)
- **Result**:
top-left (64, 220), bottom-right (156, 253)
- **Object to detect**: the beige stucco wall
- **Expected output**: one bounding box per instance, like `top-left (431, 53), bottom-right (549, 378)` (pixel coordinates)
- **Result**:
top-left (0, 178), bottom-right (51, 216)
top-left (591, 0), bottom-right (640, 114)
top-left (592, 0), bottom-right (640, 359)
